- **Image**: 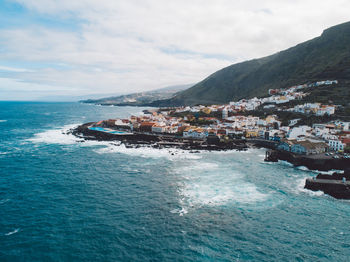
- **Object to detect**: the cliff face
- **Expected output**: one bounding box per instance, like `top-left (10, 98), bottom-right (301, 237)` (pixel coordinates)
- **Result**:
top-left (154, 21), bottom-right (350, 106)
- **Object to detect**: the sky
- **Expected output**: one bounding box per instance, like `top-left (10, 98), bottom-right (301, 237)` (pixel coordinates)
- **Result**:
top-left (0, 0), bottom-right (349, 101)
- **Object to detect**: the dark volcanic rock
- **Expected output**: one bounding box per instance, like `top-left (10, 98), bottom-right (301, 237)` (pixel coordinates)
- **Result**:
top-left (71, 123), bottom-right (248, 152)
top-left (268, 150), bottom-right (350, 171)
top-left (305, 170), bottom-right (350, 199)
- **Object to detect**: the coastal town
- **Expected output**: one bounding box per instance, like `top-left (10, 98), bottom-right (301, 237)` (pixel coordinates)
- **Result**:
top-left (80, 79), bottom-right (350, 158)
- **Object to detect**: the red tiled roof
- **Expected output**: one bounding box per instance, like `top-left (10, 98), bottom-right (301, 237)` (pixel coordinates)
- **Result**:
top-left (140, 122), bottom-right (156, 127)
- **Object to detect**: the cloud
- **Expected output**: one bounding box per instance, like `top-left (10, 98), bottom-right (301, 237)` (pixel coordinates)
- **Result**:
top-left (1, 0), bottom-right (350, 100)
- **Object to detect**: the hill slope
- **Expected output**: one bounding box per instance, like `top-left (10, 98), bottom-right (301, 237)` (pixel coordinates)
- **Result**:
top-left (155, 21), bottom-right (350, 106)
top-left (81, 84), bottom-right (192, 106)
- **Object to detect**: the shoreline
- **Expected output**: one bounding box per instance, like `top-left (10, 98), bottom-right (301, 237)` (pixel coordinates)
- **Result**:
top-left (71, 123), bottom-right (349, 172)
top-left (71, 123), bottom-right (249, 152)
top-left (71, 122), bottom-right (350, 199)
top-left (265, 149), bottom-right (350, 171)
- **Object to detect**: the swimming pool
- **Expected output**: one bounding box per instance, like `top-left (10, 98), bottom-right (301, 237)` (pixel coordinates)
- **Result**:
top-left (88, 126), bottom-right (132, 135)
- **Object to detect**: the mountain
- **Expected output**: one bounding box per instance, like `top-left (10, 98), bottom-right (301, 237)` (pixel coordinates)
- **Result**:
top-left (36, 93), bottom-right (123, 102)
top-left (81, 84), bottom-right (192, 106)
top-left (154, 21), bottom-right (350, 106)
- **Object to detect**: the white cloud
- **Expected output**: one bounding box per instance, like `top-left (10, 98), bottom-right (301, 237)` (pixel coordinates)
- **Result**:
top-left (1, 0), bottom-right (350, 99)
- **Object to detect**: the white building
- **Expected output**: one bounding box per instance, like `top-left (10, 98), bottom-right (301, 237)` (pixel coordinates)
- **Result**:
top-left (328, 139), bottom-right (345, 151)
top-left (222, 108), bottom-right (228, 119)
top-left (287, 126), bottom-right (312, 139)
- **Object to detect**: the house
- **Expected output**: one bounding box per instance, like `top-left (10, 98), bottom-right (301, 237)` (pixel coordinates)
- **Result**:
top-left (201, 107), bottom-right (211, 115)
top-left (183, 127), bottom-right (207, 139)
top-left (222, 108), bottom-right (228, 119)
top-left (277, 139), bottom-right (297, 152)
top-left (245, 130), bottom-right (259, 138)
top-left (115, 119), bottom-right (132, 130)
top-left (328, 139), bottom-right (344, 152)
top-left (139, 122), bottom-right (156, 133)
top-left (287, 126), bottom-right (311, 139)
top-left (151, 124), bottom-right (166, 133)
top-left (316, 105), bottom-right (335, 116)
top-left (290, 141), bottom-right (328, 155)
top-left (265, 115), bottom-right (277, 124)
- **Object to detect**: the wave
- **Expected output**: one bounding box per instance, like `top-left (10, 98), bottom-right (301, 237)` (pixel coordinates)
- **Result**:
top-left (170, 207), bottom-right (188, 216)
top-left (175, 160), bottom-right (273, 211)
top-left (0, 152), bottom-right (9, 155)
top-left (297, 166), bottom-right (309, 171)
top-left (278, 160), bottom-right (294, 167)
top-left (180, 180), bottom-right (270, 207)
top-left (94, 143), bottom-right (203, 160)
top-left (0, 120), bottom-right (7, 123)
top-left (295, 178), bottom-right (325, 196)
top-left (0, 199), bottom-right (10, 204)
top-left (27, 124), bottom-right (84, 145)
top-left (5, 228), bottom-right (20, 236)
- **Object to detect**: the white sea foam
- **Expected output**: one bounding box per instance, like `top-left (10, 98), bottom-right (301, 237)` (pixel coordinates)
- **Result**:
top-left (278, 160), bottom-right (294, 167)
top-left (0, 152), bottom-right (9, 155)
top-left (170, 207), bottom-right (188, 216)
top-left (297, 166), bottom-right (310, 171)
top-left (94, 143), bottom-right (203, 160)
top-left (176, 159), bottom-right (271, 211)
top-left (295, 178), bottom-right (325, 196)
top-left (178, 162), bottom-right (219, 172)
top-left (28, 124), bottom-right (83, 145)
top-left (296, 166), bottom-right (343, 174)
top-left (315, 169), bottom-right (343, 175)
top-left (180, 180), bottom-right (269, 207)
top-left (0, 120), bottom-right (7, 123)
top-left (5, 228), bottom-right (20, 236)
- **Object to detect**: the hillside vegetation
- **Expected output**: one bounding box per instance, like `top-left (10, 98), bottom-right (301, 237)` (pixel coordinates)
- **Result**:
top-left (154, 21), bottom-right (350, 106)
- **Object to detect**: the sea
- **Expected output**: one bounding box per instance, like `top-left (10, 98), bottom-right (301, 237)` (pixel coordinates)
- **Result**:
top-left (1, 101), bottom-right (350, 262)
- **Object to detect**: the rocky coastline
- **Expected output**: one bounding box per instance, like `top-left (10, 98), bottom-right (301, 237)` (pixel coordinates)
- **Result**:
top-left (71, 123), bottom-right (248, 151)
top-left (305, 169), bottom-right (350, 199)
top-left (264, 149), bottom-right (350, 199)
top-left (72, 123), bottom-right (349, 171)
top-left (72, 122), bottom-right (350, 199)
top-left (264, 149), bottom-right (350, 171)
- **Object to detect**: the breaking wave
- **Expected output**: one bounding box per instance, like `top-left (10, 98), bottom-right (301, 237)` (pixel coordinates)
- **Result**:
top-left (94, 144), bottom-right (203, 160)
top-left (5, 228), bottom-right (20, 236)
top-left (27, 124), bottom-right (83, 145)
top-left (295, 178), bottom-right (325, 197)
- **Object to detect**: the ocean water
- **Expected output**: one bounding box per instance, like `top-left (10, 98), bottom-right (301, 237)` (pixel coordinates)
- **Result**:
top-left (1, 102), bottom-right (350, 262)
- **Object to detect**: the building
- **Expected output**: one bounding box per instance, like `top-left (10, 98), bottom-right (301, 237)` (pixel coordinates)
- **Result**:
top-left (151, 124), bottom-right (166, 133)
top-left (277, 139), bottom-right (296, 152)
top-left (291, 141), bottom-right (328, 155)
top-left (183, 127), bottom-right (207, 139)
top-left (139, 122), bottom-right (156, 133)
top-left (115, 119), bottom-right (132, 131)
top-left (222, 108), bottom-right (228, 119)
top-left (287, 126), bottom-right (311, 139)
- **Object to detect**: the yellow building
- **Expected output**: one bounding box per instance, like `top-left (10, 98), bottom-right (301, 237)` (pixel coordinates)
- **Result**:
top-left (245, 130), bottom-right (259, 138)
top-left (201, 107), bottom-right (212, 114)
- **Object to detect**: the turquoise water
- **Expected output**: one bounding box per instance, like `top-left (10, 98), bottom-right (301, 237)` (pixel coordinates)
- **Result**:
top-left (1, 102), bottom-right (350, 261)
top-left (88, 126), bottom-right (130, 134)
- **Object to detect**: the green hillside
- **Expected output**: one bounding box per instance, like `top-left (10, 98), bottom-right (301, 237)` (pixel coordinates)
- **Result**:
top-left (154, 21), bottom-right (350, 106)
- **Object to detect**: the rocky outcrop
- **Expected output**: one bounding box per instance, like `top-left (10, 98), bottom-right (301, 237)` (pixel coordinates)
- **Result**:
top-left (305, 169), bottom-right (350, 199)
top-left (266, 150), bottom-right (350, 171)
